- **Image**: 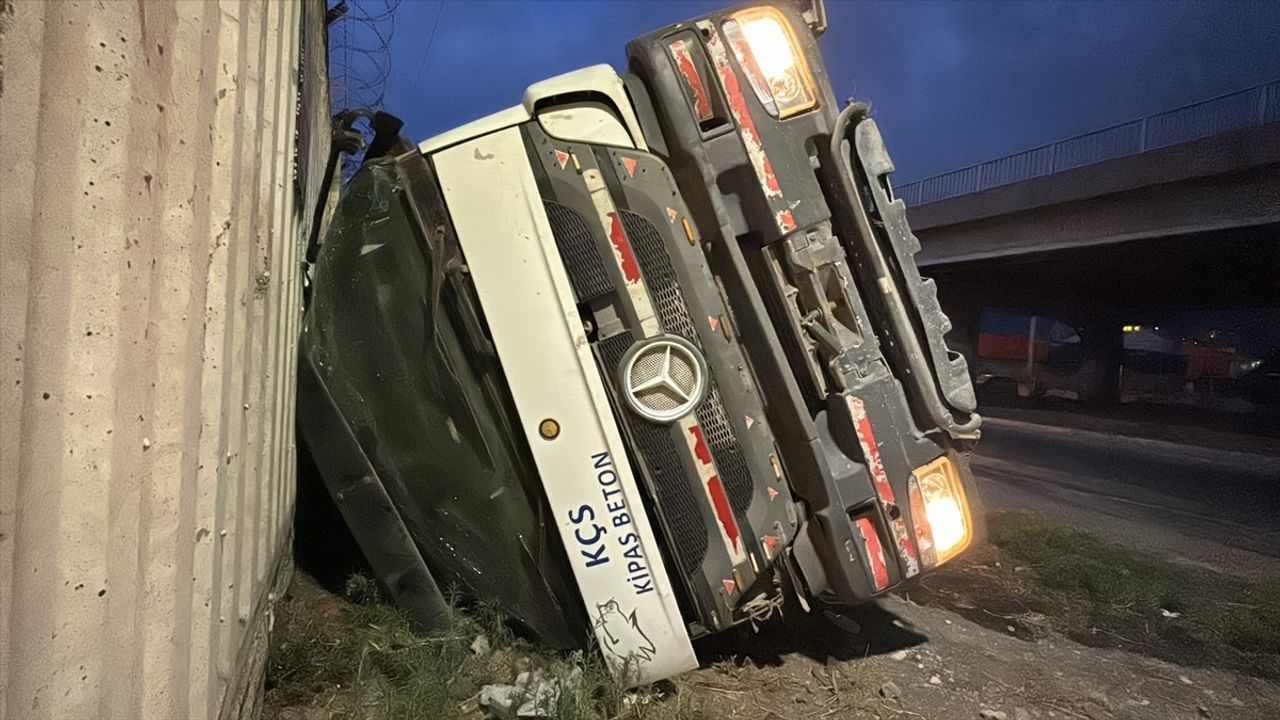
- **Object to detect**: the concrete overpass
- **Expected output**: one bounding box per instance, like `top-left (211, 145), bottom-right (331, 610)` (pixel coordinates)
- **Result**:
top-left (893, 81), bottom-right (1279, 403)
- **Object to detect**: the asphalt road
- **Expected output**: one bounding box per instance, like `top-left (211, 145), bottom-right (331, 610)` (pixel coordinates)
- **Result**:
top-left (972, 417), bottom-right (1280, 580)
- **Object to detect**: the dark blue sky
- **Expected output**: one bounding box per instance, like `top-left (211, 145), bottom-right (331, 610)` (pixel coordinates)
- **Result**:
top-left (342, 0), bottom-right (1280, 183)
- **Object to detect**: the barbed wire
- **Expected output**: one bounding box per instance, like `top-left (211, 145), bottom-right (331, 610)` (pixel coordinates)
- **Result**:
top-left (327, 0), bottom-right (403, 179)
top-left (329, 0), bottom-right (400, 110)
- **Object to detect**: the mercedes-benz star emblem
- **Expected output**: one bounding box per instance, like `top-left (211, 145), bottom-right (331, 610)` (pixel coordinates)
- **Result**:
top-left (619, 335), bottom-right (709, 424)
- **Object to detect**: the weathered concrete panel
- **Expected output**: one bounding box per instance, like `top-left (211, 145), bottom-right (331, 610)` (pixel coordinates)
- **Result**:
top-left (0, 1), bottom-right (329, 718)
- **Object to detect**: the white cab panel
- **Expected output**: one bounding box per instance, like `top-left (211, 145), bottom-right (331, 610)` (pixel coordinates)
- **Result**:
top-left (432, 127), bottom-right (696, 684)
top-left (419, 65), bottom-right (646, 155)
top-left (538, 101), bottom-right (636, 149)
top-left (524, 64), bottom-right (646, 148)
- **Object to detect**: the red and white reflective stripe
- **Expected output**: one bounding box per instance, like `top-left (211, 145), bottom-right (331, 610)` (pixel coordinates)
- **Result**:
top-left (855, 517), bottom-right (889, 591)
top-left (682, 418), bottom-right (747, 565)
top-left (669, 38), bottom-right (713, 121)
top-left (581, 167), bottom-right (660, 336)
top-left (606, 212), bottom-right (641, 284)
top-left (775, 209), bottom-right (796, 233)
top-left (846, 396), bottom-right (921, 578)
top-left (697, 20), bottom-right (793, 236)
top-left (846, 397), bottom-right (895, 503)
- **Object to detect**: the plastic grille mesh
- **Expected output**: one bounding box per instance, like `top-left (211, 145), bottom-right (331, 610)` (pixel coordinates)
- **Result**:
top-left (598, 331), bottom-right (708, 575)
top-left (619, 210), bottom-right (754, 516)
top-left (543, 200), bottom-right (613, 301)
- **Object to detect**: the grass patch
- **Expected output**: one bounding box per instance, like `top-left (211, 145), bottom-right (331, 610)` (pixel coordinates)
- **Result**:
top-left (914, 512), bottom-right (1280, 680)
top-left (263, 572), bottom-right (706, 720)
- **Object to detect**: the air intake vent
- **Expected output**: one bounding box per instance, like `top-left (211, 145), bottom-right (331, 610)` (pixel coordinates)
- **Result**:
top-left (543, 200), bottom-right (613, 302)
top-left (619, 210), bottom-right (755, 517)
top-left (599, 331), bottom-right (708, 576)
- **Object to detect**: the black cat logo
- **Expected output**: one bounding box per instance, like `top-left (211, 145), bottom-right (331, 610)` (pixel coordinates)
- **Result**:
top-left (595, 599), bottom-right (657, 664)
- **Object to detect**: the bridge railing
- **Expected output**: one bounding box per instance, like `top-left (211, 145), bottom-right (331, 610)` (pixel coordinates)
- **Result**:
top-left (896, 80), bottom-right (1280, 208)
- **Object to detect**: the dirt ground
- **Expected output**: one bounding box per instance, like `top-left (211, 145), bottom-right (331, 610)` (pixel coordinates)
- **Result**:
top-left (683, 590), bottom-right (1279, 720)
top-left (680, 511), bottom-right (1280, 720)
top-left (267, 520), bottom-right (1280, 720)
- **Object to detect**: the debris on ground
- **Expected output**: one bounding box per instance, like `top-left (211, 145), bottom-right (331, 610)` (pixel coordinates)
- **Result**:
top-left (877, 680), bottom-right (901, 699)
top-left (479, 670), bottom-right (568, 719)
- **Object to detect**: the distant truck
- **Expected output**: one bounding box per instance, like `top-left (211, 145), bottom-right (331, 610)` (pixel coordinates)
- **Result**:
top-left (299, 0), bottom-right (982, 685)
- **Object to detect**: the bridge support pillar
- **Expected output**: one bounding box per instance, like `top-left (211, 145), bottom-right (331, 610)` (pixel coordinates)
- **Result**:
top-left (1075, 312), bottom-right (1124, 406)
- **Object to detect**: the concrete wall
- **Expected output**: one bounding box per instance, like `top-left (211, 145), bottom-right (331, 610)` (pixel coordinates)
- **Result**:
top-left (1, 1), bottom-right (329, 718)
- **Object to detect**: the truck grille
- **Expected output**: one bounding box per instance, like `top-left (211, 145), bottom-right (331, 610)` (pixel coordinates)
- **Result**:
top-left (598, 331), bottom-right (708, 576)
top-left (543, 200), bottom-right (613, 302)
top-left (620, 210), bottom-right (755, 517)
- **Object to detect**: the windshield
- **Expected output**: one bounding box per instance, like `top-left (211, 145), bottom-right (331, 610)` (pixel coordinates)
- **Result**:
top-left (300, 153), bottom-right (587, 647)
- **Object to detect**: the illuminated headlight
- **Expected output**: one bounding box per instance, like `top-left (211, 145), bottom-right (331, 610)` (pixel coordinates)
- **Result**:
top-left (909, 456), bottom-right (972, 565)
top-left (722, 7), bottom-right (818, 119)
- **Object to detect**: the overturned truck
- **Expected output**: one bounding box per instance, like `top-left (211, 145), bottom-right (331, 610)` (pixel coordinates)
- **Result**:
top-left (299, 0), bottom-right (982, 684)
